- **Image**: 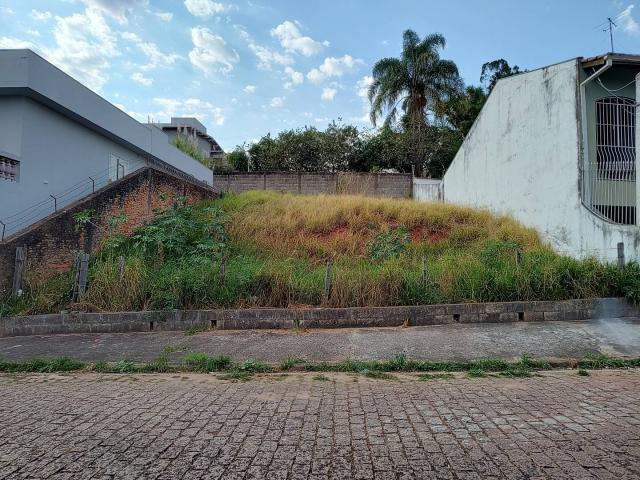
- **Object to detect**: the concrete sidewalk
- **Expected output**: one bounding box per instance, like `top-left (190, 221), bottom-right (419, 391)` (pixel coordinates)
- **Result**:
top-left (1, 318), bottom-right (639, 363)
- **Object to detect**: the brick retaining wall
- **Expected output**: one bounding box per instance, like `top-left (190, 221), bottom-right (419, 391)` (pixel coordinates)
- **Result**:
top-left (0, 167), bottom-right (215, 292)
top-left (1, 298), bottom-right (636, 337)
top-left (216, 172), bottom-right (412, 198)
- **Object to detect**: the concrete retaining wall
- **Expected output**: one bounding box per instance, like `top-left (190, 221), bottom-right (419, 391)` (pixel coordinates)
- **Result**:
top-left (216, 172), bottom-right (412, 198)
top-left (1, 298), bottom-right (636, 337)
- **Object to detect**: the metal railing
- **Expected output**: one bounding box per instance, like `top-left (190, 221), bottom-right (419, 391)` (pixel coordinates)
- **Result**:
top-left (583, 95), bottom-right (637, 225)
top-left (1, 159), bottom-right (146, 241)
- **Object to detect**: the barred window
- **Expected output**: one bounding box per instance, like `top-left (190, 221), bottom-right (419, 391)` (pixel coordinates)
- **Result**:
top-left (0, 156), bottom-right (19, 182)
top-left (595, 96), bottom-right (636, 181)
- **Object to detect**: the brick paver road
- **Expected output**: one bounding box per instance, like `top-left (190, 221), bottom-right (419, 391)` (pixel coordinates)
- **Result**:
top-left (1, 371), bottom-right (639, 480)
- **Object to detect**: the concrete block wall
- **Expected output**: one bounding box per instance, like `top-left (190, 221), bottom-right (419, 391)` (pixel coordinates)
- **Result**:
top-left (0, 168), bottom-right (215, 291)
top-left (0, 298), bottom-right (635, 337)
top-left (217, 172), bottom-right (412, 198)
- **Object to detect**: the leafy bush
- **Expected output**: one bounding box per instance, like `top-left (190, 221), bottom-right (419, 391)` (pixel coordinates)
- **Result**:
top-left (366, 228), bottom-right (409, 260)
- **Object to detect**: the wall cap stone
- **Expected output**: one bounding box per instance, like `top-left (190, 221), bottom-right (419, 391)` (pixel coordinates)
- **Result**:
top-left (0, 298), bottom-right (636, 338)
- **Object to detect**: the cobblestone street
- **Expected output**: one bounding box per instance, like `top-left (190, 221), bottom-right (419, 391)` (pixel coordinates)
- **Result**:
top-left (1, 370), bottom-right (639, 479)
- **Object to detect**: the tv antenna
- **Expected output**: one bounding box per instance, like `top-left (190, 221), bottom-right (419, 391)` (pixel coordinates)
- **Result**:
top-left (603, 17), bottom-right (617, 53)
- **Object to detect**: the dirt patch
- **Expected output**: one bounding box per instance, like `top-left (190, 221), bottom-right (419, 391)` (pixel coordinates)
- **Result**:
top-left (409, 226), bottom-right (450, 243)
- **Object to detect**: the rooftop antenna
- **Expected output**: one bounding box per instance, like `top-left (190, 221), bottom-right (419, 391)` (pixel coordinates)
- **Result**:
top-left (604, 17), bottom-right (617, 53)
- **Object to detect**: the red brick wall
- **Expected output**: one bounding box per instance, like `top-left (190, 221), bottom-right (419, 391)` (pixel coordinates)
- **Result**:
top-left (0, 168), bottom-right (215, 292)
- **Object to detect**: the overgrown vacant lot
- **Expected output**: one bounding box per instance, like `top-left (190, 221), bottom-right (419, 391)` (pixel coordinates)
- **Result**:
top-left (3, 191), bottom-right (639, 315)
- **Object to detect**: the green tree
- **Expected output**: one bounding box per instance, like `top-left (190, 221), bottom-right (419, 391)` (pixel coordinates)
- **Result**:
top-left (480, 59), bottom-right (522, 92)
top-left (368, 30), bottom-right (461, 175)
top-left (442, 86), bottom-right (487, 137)
top-left (226, 146), bottom-right (250, 171)
top-left (355, 126), bottom-right (407, 172)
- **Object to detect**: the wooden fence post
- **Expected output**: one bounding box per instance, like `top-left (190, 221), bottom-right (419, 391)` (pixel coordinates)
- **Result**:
top-left (12, 246), bottom-right (26, 296)
top-left (118, 256), bottom-right (125, 281)
top-left (515, 249), bottom-right (523, 267)
top-left (220, 256), bottom-right (226, 287)
top-left (421, 257), bottom-right (427, 288)
top-left (617, 242), bottom-right (625, 268)
top-left (324, 260), bottom-right (332, 303)
top-left (73, 252), bottom-right (90, 301)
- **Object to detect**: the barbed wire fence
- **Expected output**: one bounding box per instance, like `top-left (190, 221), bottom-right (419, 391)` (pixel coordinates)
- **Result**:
top-left (1, 157), bottom-right (217, 242)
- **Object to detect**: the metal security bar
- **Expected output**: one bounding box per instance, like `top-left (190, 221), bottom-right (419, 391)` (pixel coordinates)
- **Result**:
top-left (586, 96), bottom-right (637, 225)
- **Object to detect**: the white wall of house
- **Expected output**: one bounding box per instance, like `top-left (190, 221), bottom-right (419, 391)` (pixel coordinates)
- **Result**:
top-left (0, 50), bottom-right (214, 238)
top-left (0, 97), bottom-right (147, 236)
top-left (442, 58), bottom-right (640, 262)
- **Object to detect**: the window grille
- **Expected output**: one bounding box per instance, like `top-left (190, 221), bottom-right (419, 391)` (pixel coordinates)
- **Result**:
top-left (0, 156), bottom-right (19, 182)
top-left (586, 96), bottom-right (636, 225)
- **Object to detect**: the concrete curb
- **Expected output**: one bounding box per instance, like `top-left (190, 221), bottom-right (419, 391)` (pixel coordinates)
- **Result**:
top-left (0, 298), bottom-right (637, 337)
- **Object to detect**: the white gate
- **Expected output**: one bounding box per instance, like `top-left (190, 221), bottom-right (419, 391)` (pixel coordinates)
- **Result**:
top-left (413, 178), bottom-right (442, 202)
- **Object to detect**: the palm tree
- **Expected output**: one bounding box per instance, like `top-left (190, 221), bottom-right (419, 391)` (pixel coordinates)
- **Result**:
top-left (368, 30), bottom-right (461, 175)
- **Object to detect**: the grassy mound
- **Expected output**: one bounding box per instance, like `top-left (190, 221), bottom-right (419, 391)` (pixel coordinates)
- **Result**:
top-left (2, 191), bottom-right (639, 315)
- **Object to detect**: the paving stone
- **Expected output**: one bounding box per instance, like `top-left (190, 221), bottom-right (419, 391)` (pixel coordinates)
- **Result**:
top-left (0, 370), bottom-right (639, 478)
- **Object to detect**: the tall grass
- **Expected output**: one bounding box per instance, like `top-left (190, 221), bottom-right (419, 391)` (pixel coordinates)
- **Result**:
top-left (2, 191), bottom-right (639, 315)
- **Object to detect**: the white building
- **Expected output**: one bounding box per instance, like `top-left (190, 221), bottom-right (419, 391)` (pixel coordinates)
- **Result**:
top-left (148, 117), bottom-right (225, 163)
top-left (0, 50), bottom-right (214, 240)
top-left (442, 53), bottom-right (639, 262)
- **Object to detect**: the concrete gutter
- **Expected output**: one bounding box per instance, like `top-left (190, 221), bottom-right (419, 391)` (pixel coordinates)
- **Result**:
top-left (1, 298), bottom-right (636, 338)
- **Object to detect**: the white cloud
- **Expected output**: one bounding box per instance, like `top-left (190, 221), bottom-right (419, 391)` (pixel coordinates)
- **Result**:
top-left (80, 0), bottom-right (148, 24)
top-left (321, 87), bottom-right (337, 101)
top-left (354, 75), bottom-right (374, 123)
top-left (248, 43), bottom-right (293, 70)
top-left (150, 10), bottom-right (173, 21)
top-left (244, 85), bottom-right (256, 93)
top-left (283, 66), bottom-right (303, 89)
top-left (131, 72), bottom-right (153, 86)
top-left (30, 9), bottom-right (52, 21)
top-left (0, 7), bottom-right (14, 15)
top-left (184, 0), bottom-right (226, 17)
top-left (619, 5), bottom-right (639, 35)
top-left (44, 8), bottom-right (120, 92)
top-left (189, 26), bottom-right (239, 75)
top-left (356, 75), bottom-right (373, 99)
top-left (307, 55), bottom-right (363, 84)
top-left (270, 96), bottom-right (284, 108)
top-left (122, 32), bottom-right (181, 70)
top-left (153, 97), bottom-right (226, 125)
top-left (121, 32), bottom-right (142, 42)
top-left (233, 24), bottom-right (251, 41)
top-left (0, 37), bottom-right (36, 49)
top-left (270, 20), bottom-right (327, 57)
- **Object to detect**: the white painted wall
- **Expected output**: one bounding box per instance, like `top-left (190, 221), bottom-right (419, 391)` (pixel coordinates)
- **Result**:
top-left (443, 58), bottom-right (640, 262)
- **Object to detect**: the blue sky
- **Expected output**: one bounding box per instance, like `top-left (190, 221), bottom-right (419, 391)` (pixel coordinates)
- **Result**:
top-left (0, 0), bottom-right (638, 150)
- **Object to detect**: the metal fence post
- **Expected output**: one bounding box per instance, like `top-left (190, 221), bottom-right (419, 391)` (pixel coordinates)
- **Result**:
top-left (12, 246), bottom-right (26, 296)
top-left (0, 220), bottom-right (5, 242)
top-left (50, 194), bottom-right (57, 212)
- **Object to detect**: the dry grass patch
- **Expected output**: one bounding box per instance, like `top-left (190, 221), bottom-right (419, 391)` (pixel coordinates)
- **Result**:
top-left (219, 191), bottom-right (541, 260)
